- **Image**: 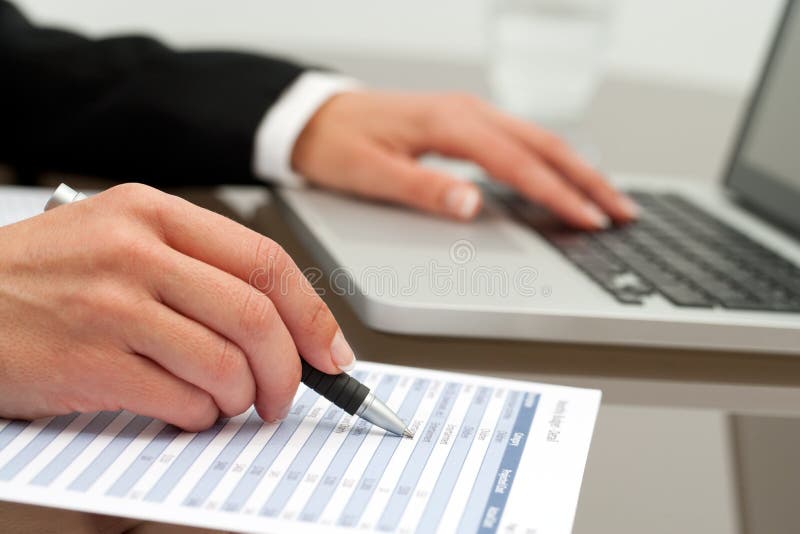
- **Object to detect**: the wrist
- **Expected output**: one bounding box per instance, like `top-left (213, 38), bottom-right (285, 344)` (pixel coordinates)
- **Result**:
top-left (252, 71), bottom-right (362, 186)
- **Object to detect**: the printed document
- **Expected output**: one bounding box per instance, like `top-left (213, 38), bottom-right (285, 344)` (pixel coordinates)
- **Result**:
top-left (0, 185), bottom-right (52, 226)
top-left (0, 362), bottom-right (599, 533)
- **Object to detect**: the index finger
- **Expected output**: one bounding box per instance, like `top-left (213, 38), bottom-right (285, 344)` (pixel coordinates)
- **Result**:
top-left (147, 191), bottom-right (355, 376)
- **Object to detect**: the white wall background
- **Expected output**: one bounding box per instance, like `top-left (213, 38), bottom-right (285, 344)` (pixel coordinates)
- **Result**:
top-left (13, 0), bottom-right (784, 91)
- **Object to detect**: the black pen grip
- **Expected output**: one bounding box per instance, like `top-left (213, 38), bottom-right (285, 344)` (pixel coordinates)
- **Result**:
top-left (300, 359), bottom-right (369, 415)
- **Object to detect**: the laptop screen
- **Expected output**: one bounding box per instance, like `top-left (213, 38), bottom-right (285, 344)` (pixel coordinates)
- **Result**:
top-left (727, 0), bottom-right (800, 235)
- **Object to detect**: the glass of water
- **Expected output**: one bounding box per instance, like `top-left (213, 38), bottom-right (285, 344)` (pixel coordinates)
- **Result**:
top-left (487, 0), bottom-right (614, 128)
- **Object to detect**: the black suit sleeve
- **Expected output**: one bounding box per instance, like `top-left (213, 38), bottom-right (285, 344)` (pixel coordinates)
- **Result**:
top-left (0, 1), bottom-right (305, 185)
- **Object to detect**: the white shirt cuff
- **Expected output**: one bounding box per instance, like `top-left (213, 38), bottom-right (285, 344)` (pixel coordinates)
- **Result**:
top-left (252, 71), bottom-right (361, 187)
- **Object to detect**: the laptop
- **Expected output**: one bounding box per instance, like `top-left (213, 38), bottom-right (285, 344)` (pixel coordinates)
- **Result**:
top-left (277, 1), bottom-right (800, 354)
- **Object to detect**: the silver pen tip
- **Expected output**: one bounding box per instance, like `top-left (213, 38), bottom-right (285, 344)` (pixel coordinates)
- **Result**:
top-left (402, 428), bottom-right (414, 439)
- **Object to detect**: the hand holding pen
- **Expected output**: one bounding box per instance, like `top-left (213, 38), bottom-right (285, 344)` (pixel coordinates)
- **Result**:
top-left (0, 182), bottom-right (408, 436)
top-left (37, 184), bottom-right (411, 437)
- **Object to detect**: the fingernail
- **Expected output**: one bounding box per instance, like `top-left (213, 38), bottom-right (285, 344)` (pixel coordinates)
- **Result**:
top-left (276, 403), bottom-right (292, 422)
top-left (619, 196), bottom-right (640, 219)
top-left (330, 330), bottom-right (356, 372)
top-left (585, 204), bottom-right (611, 229)
top-left (444, 185), bottom-right (481, 219)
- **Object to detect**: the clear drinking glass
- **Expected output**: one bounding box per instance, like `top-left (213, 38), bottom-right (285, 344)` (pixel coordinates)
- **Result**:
top-left (487, 0), bottom-right (614, 128)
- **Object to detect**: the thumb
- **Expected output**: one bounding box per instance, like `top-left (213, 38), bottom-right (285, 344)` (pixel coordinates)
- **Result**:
top-left (359, 149), bottom-right (483, 220)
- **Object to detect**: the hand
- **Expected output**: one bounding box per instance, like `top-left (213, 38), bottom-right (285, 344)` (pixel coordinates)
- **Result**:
top-left (292, 91), bottom-right (638, 230)
top-left (0, 184), bottom-right (355, 431)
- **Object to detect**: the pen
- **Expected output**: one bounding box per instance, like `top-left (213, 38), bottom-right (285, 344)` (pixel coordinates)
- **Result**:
top-left (44, 183), bottom-right (413, 438)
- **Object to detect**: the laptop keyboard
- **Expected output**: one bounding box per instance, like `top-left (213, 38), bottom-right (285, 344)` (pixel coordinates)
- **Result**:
top-left (502, 190), bottom-right (800, 311)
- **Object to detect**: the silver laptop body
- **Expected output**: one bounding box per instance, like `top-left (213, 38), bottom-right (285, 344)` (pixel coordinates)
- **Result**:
top-left (277, 2), bottom-right (800, 354)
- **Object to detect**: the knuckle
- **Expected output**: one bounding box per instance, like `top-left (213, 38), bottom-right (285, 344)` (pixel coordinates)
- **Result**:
top-left (439, 92), bottom-right (482, 122)
top-left (99, 285), bottom-right (137, 323)
top-left (95, 219), bottom-right (165, 271)
top-left (101, 223), bottom-right (139, 253)
top-left (583, 178), bottom-right (609, 198)
top-left (420, 92), bottom-right (479, 139)
top-left (105, 182), bottom-right (153, 200)
top-left (252, 237), bottom-right (291, 289)
top-left (576, 169), bottom-right (614, 196)
top-left (415, 105), bottom-right (440, 139)
top-left (123, 235), bottom-right (167, 266)
top-left (540, 132), bottom-right (568, 154)
top-left (106, 183), bottom-right (177, 232)
top-left (404, 180), bottom-right (430, 203)
top-left (238, 289), bottom-right (278, 339)
top-left (209, 338), bottom-right (248, 387)
top-left (300, 297), bottom-right (335, 339)
top-left (105, 183), bottom-right (164, 211)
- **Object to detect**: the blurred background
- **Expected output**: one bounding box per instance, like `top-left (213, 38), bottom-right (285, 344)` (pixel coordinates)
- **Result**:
top-left (9, 0), bottom-right (787, 180)
top-left (12, 0), bottom-right (781, 89)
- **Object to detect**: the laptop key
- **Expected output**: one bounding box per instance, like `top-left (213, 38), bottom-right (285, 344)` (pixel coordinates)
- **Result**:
top-left (717, 296), bottom-right (788, 311)
top-left (656, 283), bottom-right (716, 308)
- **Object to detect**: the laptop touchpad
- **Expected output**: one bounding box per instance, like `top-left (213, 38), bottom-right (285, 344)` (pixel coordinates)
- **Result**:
top-left (312, 192), bottom-right (525, 255)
